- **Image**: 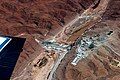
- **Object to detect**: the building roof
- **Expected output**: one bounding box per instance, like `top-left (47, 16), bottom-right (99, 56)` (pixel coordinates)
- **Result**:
top-left (0, 36), bottom-right (26, 80)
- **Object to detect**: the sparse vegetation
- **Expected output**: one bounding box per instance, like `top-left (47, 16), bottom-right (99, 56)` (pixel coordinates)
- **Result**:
top-left (18, 0), bottom-right (35, 3)
top-left (46, 21), bottom-right (53, 30)
top-left (1, 2), bottom-right (17, 12)
top-left (34, 57), bottom-right (48, 68)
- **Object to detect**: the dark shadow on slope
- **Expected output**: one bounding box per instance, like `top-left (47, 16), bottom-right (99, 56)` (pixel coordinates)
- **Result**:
top-left (102, 0), bottom-right (120, 20)
top-left (0, 36), bottom-right (26, 80)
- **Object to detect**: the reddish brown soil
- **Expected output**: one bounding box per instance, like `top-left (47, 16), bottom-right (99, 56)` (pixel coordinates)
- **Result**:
top-left (53, 22), bottom-right (120, 80)
top-left (53, 0), bottom-right (120, 80)
top-left (0, 0), bottom-right (96, 78)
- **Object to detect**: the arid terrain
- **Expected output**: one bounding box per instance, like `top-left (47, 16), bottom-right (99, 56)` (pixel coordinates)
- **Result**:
top-left (0, 0), bottom-right (119, 80)
top-left (53, 22), bottom-right (120, 80)
top-left (0, 0), bottom-right (96, 79)
top-left (53, 0), bottom-right (120, 80)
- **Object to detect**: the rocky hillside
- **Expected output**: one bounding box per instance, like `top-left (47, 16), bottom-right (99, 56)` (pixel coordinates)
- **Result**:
top-left (0, 0), bottom-right (97, 78)
top-left (53, 0), bottom-right (120, 80)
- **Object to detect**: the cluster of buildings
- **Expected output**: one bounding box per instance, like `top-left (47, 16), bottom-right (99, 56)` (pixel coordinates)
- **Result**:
top-left (36, 30), bottom-right (113, 66)
top-left (71, 36), bottom-right (93, 65)
top-left (41, 39), bottom-right (71, 53)
top-left (71, 31), bottom-right (113, 65)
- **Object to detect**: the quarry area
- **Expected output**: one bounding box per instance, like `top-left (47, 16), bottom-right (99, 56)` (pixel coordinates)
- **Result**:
top-left (0, 0), bottom-right (120, 80)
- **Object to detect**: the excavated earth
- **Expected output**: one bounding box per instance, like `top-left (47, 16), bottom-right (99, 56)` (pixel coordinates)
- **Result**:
top-left (0, 0), bottom-right (97, 79)
top-left (53, 0), bottom-right (120, 80)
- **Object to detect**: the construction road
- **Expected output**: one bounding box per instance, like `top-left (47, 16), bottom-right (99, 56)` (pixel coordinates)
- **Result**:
top-left (12, 0), bottom-right (110, 80)
top-left (47, 0), bottom-right (110, 80)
